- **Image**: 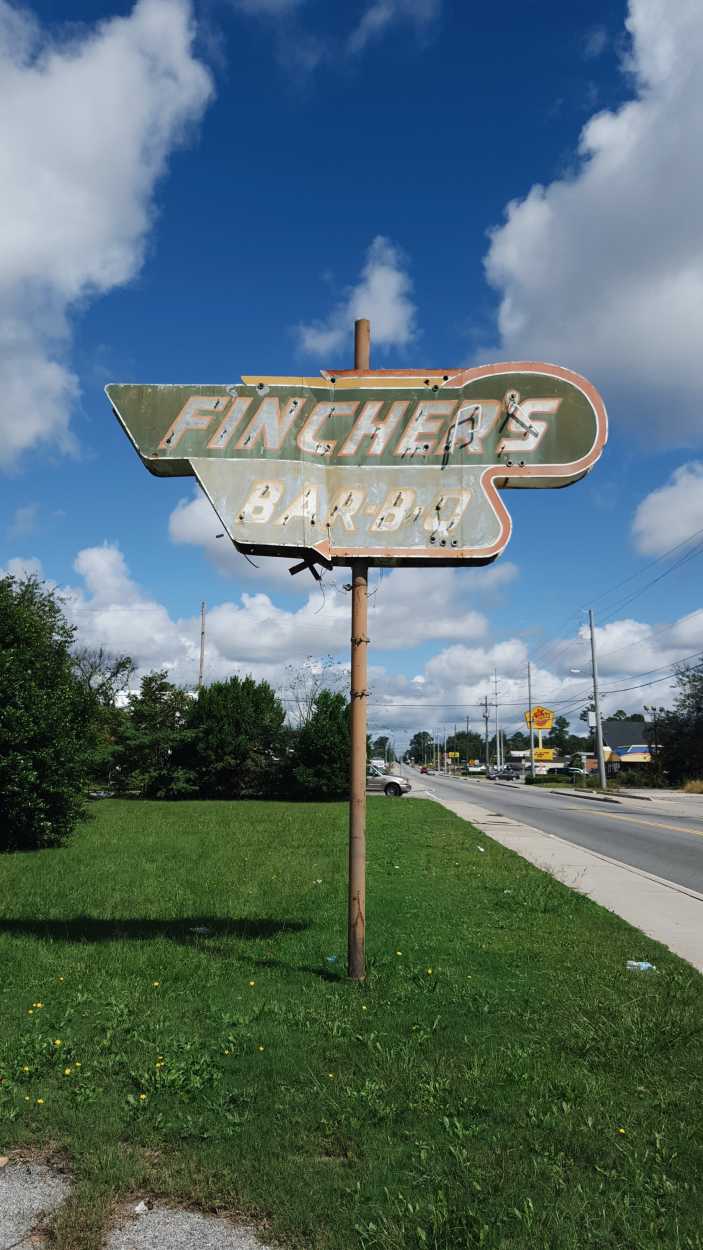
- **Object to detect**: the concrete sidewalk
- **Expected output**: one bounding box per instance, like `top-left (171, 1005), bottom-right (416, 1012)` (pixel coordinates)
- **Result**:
top-left (418, 789), bottom-right (703, 973)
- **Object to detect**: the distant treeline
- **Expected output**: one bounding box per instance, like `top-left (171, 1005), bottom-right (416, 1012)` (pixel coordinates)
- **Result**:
top-left (1, 573), bottom-right (350, 852)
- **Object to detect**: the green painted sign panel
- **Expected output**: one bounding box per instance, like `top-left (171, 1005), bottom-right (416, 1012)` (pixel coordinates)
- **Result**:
top-left (106, 362), bottom-right (607, 567)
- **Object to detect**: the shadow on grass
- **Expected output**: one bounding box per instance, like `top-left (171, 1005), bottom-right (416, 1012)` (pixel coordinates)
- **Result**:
top-left (247, 954), bottom-right (343, 983)
top-left (0, 916), bottom-right (310, 944)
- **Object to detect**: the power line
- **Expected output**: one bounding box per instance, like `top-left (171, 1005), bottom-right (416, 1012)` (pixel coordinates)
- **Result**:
top-left (525, 523), bottom-right (703, 672)
top-left (596, 540), bottom-right (703, 626)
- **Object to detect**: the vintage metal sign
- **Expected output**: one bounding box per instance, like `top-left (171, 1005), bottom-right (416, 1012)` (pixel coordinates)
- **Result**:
top-left (107, 362), bottom-right (607, 568)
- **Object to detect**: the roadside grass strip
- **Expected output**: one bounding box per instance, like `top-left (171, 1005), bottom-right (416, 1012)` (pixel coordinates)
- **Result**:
top-left (1, 798), bottom-right (702, 1250)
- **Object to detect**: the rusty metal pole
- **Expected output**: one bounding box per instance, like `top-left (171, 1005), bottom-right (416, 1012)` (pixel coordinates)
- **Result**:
top-left (348, 319), bottom-right (370, 980)
top-left (354, 318), bottom-right (370, 373)
top-left (348, 561), bottom-right (368, 980)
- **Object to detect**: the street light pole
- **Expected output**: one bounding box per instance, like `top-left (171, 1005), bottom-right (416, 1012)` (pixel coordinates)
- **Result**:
top-left (588, 608), bottom-right (608, 790)
top-left (527, 660), bottom-right (535, 777)
top-left (493, 669), bottom-right (499, 768)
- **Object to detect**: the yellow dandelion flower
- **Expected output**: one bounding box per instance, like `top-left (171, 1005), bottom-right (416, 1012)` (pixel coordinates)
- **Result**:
top-left (426, 968), bottom-right (433, 975)
top-left (36, 1098), bottom-right (44, 1105)
top-left (74, 1061), bottom-right (81, 1068)
top-left (24, 1095), bottom-right (30, 1101)
top-left (64, 1067), bottom-right (72, 1076)
top-left (36, 1002), bottom-right (44, 1008)
top-left (152, 981), bottom-right (160, 988)
top-left (361, 1005), bottom-right (368, 1011)
top-left (617, 1127), bottom-right (626, 1135)
top-left (395, 951), bottom-right (402, 956)
top-left (327, 1072), bottom-right (335, 1079)
top-left (257, 1045), bottom-right (265, 1052)
top-left (27, 1010), bottom-right (33, 1015)
top-left (57, 976), bottom-right (64, 982)
top-left (139, 1093), bottom-right (147, 1101)
top-left (249, 980), bottom-right (256, 987)
top-left (53, 1039), bottom-right (62, 1047)
top-left (21, 1065), bottom-right (30, 1073)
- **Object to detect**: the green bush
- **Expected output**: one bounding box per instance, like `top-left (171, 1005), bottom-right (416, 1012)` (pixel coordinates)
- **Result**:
top-left (291, 689), bottom-right (350, 798)
top-left (187, 676), bottom-right (285, 799)
top-left (0, 575), bottom-right (93, 850)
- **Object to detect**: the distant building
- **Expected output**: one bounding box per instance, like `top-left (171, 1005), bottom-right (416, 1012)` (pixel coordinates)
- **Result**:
top-left (601, 719), bottom-right (652, 766)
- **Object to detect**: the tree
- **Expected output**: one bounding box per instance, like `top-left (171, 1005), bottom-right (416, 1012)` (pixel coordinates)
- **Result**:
top-left (545, 715), bottom-right (570, 754)
top-left (116, 670), bottom-right (194, 799)
top-left (654, 665), bottom-right (703, 785)
top-left (291, 690), bottom-right (350, 798)
top-left (72, 646), bottom-right (134, 786)
top-left (408, 730), bottom-right (433, 763)
top-left (187, 676), bottom-right (286, 798)
top-left (284, 654), bottom-right (344, 727)
top-left (0, 575), bottom-right (94, 850)
top-left (445, 730), bottom-right (484, 762)
top-left (371, 735), bottom-right (395, 763)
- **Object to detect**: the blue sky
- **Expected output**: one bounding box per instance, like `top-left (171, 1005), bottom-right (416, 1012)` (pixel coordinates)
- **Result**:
top-left (2, 0), bottom-right (703, 745)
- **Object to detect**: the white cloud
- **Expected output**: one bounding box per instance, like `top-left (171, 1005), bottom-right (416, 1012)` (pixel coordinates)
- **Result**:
top-left (231, 0), bottom-right (439, 62)
top-left (0, 0), bottom-right (213, 470)
top-left (1, 554), bottom-right (44, 581)
top-left (5, 541), bottom-right (695, 744)
top-left (7, 502), bottom-right (39, 538)
top-left (482, 0), bottom-right (703, 445)
top-left (632, 462), bottom-right (703, 555)
top-left (583, 24), bottom-right (607, 58)
top-left (297, 236), bottom-right (417, 358)
top-left (3, 542), bottom-right (504, 690)
top-left (348, 0), bottom-right (440, 55)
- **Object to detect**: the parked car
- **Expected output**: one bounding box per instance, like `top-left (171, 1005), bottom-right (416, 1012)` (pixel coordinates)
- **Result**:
top-left (420, 766), bottom-right (429, 774)
top-left (366, 767), bottom-right (411, 797)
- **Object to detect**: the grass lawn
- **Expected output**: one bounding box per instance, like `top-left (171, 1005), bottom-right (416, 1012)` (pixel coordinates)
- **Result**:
top-left (1, 798), bottom-right (702, 1250)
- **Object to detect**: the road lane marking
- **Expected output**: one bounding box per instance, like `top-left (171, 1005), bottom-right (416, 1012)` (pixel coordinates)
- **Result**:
top-left (565, 807), bottom-right (703, 838)
top-left (410, 776), bottom-right (703, 839)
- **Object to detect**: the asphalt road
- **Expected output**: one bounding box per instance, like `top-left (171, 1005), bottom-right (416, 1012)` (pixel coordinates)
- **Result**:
top-left (401, 767), bottom-right (703, 895)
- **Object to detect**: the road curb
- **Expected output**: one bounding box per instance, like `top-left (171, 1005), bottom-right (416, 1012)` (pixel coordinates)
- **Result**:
top-left (547, 788), bottom-right (621, 805)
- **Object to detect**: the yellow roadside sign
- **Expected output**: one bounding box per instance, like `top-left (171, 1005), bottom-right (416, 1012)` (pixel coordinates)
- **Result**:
top-left (525, 705), bottom-right (554, 730)
top-left (534, 747), bottom-right (556, 761)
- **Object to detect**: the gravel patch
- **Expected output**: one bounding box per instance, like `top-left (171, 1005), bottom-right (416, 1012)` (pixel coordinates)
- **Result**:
top-left (0, 1162), bottom-right (70, 1250)
top-left (106, 1204), bottom-right (275, 1250)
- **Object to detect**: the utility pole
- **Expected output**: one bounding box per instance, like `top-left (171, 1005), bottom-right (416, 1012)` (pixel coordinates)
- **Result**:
top-left (644, 704), bottom-right (662, 779)
top-left (588, 608), bottom-right (607, 790)
top-left (527, 660), bottom-right (535, 777)
top-left (347, 318), bottom-right (371, 981)
top-left (198, 600), bottom-right (206, 689)
top-left (493, 669), bottom-right (500, 768)
top-left (482, 695), bottom-right (490, 769)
